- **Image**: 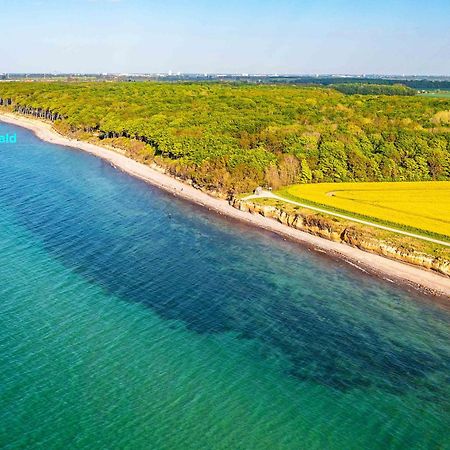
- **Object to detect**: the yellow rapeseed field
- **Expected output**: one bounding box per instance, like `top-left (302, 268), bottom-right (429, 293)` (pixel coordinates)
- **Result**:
top-left (278, 181), bottom-right (450, 237)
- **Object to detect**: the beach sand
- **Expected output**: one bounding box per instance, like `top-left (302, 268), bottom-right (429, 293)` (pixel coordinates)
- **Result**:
top-left (1, 112), bottom-right (449, 299)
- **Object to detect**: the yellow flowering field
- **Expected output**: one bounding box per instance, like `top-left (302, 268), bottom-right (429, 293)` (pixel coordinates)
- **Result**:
top-left (278, 181), bottom-right (450, 238)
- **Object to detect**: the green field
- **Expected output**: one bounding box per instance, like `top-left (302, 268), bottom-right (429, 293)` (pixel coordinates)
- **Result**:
top-left (277, 181), bottom-right (450, 238)
top-left (419, 91), bottom-right (450, 99)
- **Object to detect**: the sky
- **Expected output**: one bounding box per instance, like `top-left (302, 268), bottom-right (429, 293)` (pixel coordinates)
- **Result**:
top-left (0, 0), bottom-right (449, 75)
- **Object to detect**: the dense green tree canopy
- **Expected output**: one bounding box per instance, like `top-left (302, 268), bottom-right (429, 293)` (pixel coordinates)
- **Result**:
top-left (0, 81), bottom-right (449, 193)
top-left (332, 83), bottom-right (417, 96)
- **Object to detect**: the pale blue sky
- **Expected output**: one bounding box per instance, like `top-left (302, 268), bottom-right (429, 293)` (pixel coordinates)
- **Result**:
top-left (0, 0), bottom-right (449, 74)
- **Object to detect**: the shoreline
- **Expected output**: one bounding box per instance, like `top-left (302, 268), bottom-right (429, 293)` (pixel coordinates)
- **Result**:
top-left (1, 112), bottom-right (449, 299)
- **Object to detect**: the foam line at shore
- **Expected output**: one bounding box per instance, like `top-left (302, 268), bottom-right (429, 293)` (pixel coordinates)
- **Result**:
top-left (1, 112), bottom-right (449, 299)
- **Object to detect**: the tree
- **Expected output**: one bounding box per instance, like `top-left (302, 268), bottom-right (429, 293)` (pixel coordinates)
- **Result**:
top-left (300, 159), bottom-right (312, 183)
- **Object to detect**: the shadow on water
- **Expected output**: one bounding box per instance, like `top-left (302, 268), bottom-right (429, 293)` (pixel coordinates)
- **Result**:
top-left (1, 124), bottom-right (449, 399)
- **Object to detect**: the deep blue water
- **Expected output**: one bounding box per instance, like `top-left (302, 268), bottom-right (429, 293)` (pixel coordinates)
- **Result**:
top-left (0, 122), bottom-right (449, 449)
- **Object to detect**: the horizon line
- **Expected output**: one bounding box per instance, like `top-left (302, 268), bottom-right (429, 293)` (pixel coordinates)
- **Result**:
top-left (2, 72), bottom-right (450, 78)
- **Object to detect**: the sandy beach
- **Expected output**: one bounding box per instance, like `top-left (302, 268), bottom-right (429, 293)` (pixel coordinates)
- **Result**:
top-left (1, 111), bottom-right (449, 299)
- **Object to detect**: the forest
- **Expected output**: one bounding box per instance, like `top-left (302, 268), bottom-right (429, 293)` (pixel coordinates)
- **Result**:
top-left (332, 83), bottom-right (417, 96)
top-left (0, 81), bottom-right (449, 193)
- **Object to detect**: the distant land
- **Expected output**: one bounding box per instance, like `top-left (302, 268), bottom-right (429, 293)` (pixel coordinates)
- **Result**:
top-left (1, 73), bottom-right (450, 90)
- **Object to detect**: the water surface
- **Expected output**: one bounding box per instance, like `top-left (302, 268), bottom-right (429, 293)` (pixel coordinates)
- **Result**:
top-left (0, 122), bottom-right (449, 449)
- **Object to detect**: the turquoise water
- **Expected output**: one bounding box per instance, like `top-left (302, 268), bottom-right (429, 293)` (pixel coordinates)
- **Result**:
top-left (0, 122), bottom-right (449, 450)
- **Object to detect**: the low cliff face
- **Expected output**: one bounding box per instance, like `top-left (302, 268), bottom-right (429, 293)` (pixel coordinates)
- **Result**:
top-left (230, 198), bottom-right (450, 277)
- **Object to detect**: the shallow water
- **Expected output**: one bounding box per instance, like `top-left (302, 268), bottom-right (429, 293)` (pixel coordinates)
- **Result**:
top-left (0, 122), bottom-right (449, 449)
